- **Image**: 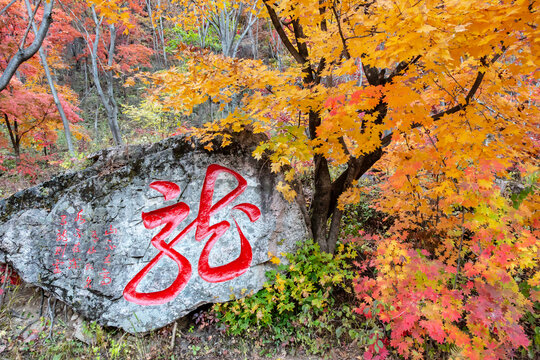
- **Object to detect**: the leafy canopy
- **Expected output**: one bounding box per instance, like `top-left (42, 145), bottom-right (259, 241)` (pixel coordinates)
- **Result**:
top-left (141, 1), bottom-right (538, 359)
top-left (147, 0), bottom-right (537, 198)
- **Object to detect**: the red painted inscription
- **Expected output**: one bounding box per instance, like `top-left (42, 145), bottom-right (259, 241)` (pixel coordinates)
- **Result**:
top-left (51, 209), bottom-right (118, 288)
top-left (123, 164), bottom-right (261, 305)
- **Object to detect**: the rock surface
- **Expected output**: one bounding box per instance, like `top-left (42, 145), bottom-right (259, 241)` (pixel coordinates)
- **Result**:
top-left (0, 135), bottom-right (309, 333)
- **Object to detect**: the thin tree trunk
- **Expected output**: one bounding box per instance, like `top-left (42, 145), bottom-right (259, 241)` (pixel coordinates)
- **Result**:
top-left (105, 24), bottom-right (122, 145)
top-left (157, 0), bottom-right (167, 66)
top-left (146, 0), bottom-right (161, 67)
top-left (24, 0), bottom-right (75, 155)
top-left (84, 60), bottom-right (89, 95)
top-left (38, 51), bottom-right (75, 154)
top-left (197, 19), bottom-right (209, 48)
top-left (89, 7), bottom-right (123, 145)
top-left (4, 113), bottom-right (20, 159)
top-left (94, 104), bottom-right (100, 142)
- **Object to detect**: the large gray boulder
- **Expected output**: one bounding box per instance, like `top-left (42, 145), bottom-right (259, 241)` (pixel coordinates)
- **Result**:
top-left (0, 135), bottom-right (309, 333)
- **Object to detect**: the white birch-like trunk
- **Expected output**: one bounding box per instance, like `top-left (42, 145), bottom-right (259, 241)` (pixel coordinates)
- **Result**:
top-left (24, 0), bottom-right (75, 155)
top-left (208, 1), bottom-right (260, 58)
top-left (89, 7), bottom-right (123, 145)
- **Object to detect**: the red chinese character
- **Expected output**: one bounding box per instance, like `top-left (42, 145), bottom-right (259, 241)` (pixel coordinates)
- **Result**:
top-left (104, 254), bottom-right (111, 264)
top-left (99, 269), bottom-right (112, 286)
top-left (104, 225), bottom-right (117, 236)
top-left (75, 229), bottom-right (82, 238)
top-left (83, 276), bottom-right (92, 289)
top-left (68, 258), bottom-right (80, 270)
top-left (123, 164), bottom-right (260, 306)
top-left (56, 229), bottom-right (68, 242)
top-left (87, 246), bottom-right (96, 254)
top-left (60, 215), bottom-right (67, 226)
top-left (84, 263), bottom-right (94, 271)
top-left (75, 209), bottom-right (86, 224)
top-left (106, 240), bottom-right (116, 250)
top-left (52, 259), bottom-right (64, 274)
top-left (91, 231), bottom-right (99, 243)
top-left (72, 242), bottom-right (81, 253)
top-left (54, 244), bottom-right (67, 258)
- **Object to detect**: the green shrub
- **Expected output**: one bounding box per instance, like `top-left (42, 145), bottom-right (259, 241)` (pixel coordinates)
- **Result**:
top-left (213, 239), bottom-right (365, 354)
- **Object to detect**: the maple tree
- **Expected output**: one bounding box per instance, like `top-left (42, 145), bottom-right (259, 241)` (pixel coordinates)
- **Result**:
top-left (145, 0), bottom-right (538, 250)
top-left (0, 0), bottom-right (84, 163)
top-left (140, 1), bottom-right (538, 358)
top-left (0, 0), bottom-right (537, 357)
top-left (0, 79), bottom-right (83, 158)
top-left (0, 0), bottom-right (54, 92)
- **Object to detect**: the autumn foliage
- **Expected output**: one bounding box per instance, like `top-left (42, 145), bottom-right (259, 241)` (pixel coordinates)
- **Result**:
top-left (0, 0), bottom-right (85, 178)
top-left (0, 0), bottom-right (538, 358)
top-left (143, 0), bottom-right (538, 358)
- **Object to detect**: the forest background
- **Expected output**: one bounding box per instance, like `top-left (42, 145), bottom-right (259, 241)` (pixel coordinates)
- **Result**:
top-left (0, 0), bottom-right (538, 359)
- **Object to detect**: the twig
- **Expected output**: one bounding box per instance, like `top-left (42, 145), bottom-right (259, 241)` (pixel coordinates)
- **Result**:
top-left (0, 264), bottom-right (11, 307)
top-left (453, 211), bottom-right (466, 289)
top-left (14, 319), bottom-right (39, 340)
top-left (39, 288), bottom-right (45, 317)
top-left (47, 297), bottom-right (57, 339)
top-left (170, 321), bottom-right (177, 350)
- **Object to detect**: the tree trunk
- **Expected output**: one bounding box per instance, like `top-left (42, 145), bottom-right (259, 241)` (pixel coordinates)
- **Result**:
top-left (156, 0), bottom-right (167, 66)
top-left (3, 113), bottom-right (20, 160)
top-left (24, 0), bottom-right (75, 155)
top-left (146, 0), bottom-right (161, 67)
top-left (310, 154), bottom-right (333, 252)
top-left (105, 24), bottom-right (122, 145)
top-left (89, 7), bottom-right (123, 146)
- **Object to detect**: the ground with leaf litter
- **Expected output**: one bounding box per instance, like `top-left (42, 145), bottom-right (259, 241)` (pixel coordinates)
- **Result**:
top-left (0, 281), bottom-right (363, 359)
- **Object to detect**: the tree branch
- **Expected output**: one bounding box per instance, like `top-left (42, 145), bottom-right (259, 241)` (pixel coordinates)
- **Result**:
top-left (0, 0), bottom-right (18, 17)
top-left (263, 0), bottom-right (306, 64)
top-left (19, 0), bottom-right (42, 52)
top-left (428, 50), bottom-right (505, 123)
top-left (331, 3), bottom-right (351, 60)
top-left (327, 147), bottom-right (384, 219)
top-left (381, 49), bottom-right (505, 146)
top-left (291, 19), bottom-right (309, 60)
top-left (0, 0), bottom-right (54, 92)
top-left (387, 55), bottom-right (421, 82)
